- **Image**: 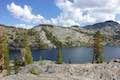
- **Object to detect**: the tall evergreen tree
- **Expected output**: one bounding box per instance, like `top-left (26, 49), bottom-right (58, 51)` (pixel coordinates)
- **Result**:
top-left (0, 27), bottom-right (4, 69)
top-left (3, 35), bottom-right (10, 72)
top-left (56, 48), bottom-right (62, 64)
top-left (21, 32), bottom-right (33, 65)
top-left (93, 31), bottom-right (104, 63)
top-left (0, 27), bottom-right (10, 74)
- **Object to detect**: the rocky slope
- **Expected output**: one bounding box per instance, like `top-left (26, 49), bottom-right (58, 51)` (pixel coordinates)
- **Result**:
top-left (35, 25), bottom-right (93, 47)
top-left (1, 20), bottom-right (120, 49)
top-left (84, 20), bottom-right (120, 46)
top-left (1, 60), bottom-right (120, 80)
top-left (0, 24), bottom-right (93, 49)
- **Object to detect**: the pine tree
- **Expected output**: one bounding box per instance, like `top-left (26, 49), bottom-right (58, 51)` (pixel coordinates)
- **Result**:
top-left (56, 48), bottom-right (62, 64)
top-left (3, 35), bottom-right (10, 74)
top-left (21, 32), bottom-right (33, 65)
top-left (0, 27), bottom-right (10, 74)
top-left (93, 31), bottom-right (104, 63)
top-left (21, 47), bottom-right (33, 64)
top-left (0, 27), bottom-right (4, 71)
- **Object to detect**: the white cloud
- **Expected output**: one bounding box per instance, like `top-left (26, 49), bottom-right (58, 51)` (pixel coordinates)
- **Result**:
top-left (7, 1), bottom-right (120, 28)
top-left (54, 0), bottom-right (120, 26)
top-left (7, 2), bottom-right (46, 24)
top-left (15, 24), bottom-right (33, 29)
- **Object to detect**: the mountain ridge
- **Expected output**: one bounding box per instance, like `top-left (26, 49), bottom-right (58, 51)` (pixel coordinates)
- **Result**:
top-left (83, 20), bottom-right (120, 30)
top-left (0, 20), bottom-right (120, 49)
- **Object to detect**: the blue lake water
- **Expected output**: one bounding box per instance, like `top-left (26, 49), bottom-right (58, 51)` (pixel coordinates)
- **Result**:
top-left (9, 47), bottom-right (120, 64)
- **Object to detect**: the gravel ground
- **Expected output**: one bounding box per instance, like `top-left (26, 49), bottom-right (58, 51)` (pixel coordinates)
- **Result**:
top-left (1, 60), bottom-right (120, 80)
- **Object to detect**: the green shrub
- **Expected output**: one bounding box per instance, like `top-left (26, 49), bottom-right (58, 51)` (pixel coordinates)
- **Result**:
top-left (6, 65), bottom-right (11, 75)
top-left (30, 67), bottom-right (40, 75)
top-left (13, 56), bottom-right (21, 74)
top-left (39, 56), bottom-right (45, 65)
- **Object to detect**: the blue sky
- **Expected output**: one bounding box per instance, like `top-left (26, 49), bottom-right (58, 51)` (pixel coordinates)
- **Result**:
top-left (0, 0), bottom-right (120, 28)
top-left (0, 0), bottom-right (60, 28)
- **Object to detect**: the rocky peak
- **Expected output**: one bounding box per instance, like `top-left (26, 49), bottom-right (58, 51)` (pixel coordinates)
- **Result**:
top-left (84, 20), bottom-right (120, 30)
top-left (34, 24), bottom-right (55, 28)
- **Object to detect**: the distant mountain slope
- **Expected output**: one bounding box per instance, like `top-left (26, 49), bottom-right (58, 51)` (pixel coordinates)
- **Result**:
top-left (34, 25), bottom-right (93, 48)
top-left (84, 20), bottom-right (120, 30)
top-left (84, 20), bottom-right (120, 46)
top-left (0, 24), bottom-right (93, 49)
top-left (1, 20), bottom-right (120, 49)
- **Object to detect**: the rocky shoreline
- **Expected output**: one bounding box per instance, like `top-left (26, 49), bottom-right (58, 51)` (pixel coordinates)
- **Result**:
top-left (1, 60), bottom-right (120, 80)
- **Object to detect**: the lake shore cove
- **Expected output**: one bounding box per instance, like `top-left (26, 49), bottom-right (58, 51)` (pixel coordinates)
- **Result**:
top-left (1, 59), bottom-right (120, 80)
